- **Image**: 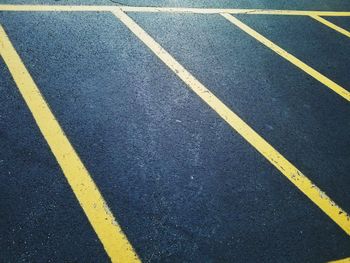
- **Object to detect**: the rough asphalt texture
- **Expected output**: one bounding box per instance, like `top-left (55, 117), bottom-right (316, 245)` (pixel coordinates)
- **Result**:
top-left (0, 1), bottom-right (350, 262)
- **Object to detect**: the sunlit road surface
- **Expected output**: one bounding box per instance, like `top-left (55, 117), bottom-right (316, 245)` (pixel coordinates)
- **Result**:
top-left (1, 0), bottom-right (350, 262)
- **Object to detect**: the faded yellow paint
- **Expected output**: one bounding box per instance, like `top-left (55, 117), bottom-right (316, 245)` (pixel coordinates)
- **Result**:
top-left (121, 6), bottom-right (350, 16)
top-left (0, 24), bottom-right (140, 263)
top-left (0, 4), bottom-right (113, 12)
top-left (310, 15), bottom-right (350, 38)
top-left (112, 8), bottom-right (350, 235)
top-left (329, 257), bottom-right (350, 263)
top-left (221, 14), bottom-right (350, 102)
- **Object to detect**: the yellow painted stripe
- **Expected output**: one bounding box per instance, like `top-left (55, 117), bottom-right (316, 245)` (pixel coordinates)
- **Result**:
top-left (0, 4), bottom-right (350, 16)
top-left (112, 8), bottom-right (350, 235)
top-left (310, 15), bottom-right (350, 38)
top-left (221, 14), bottom-right (350, 102)
top-left (0, 25), bottom-right (140, 263)
top-left (329, 257), bottom-right (350, 263)
top-left (121, 6), bottom-right (350, 16)
top-left (0, 4), bottom-right (113, 12)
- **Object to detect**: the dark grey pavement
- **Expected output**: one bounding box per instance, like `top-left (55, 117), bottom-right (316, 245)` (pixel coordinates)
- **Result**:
top-left (1, 1), bottom-right (350, 262)
top-left (1, 0), bottom-right (350, 10)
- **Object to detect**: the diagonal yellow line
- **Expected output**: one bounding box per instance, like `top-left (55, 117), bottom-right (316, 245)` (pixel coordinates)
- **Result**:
top-left (0, 4), bottom-right (350, 16)
top-left (221, 14), bottom-right (350, 101)
top-left (221, 14), bottom-right (350, 102)
top-left (329, 257), bottom-right (350, 263)
top-left (0, 24), bottom-right (140, 263)
top-left (112, 8), bottom-right (350, 236)
top-left (310, 15), bottom-right (350, 38)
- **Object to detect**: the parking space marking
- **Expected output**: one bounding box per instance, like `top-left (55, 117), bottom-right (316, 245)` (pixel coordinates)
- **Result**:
top-left (121, 7), bottom-right (350, 16)
top-left (221, 14), bottom-right (350, 102)
top-left (2, 4), bottom-right (350, 261)
top-left (112, 8), bottom-right (350, 236)
top-left (0, 4), bottom-right (350, 16)
top-left (0, 5), bottom-right (113, 12)
top-left (0, 25), bottom-right (140, 263)
top-left (310, 15), bottom-right (350, 38)
top-left (329, 257), bottom-right (350, 263)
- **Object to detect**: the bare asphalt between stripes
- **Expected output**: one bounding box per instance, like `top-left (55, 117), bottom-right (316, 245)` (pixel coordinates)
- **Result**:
top-left (1, 1), bottom-right (350, 262)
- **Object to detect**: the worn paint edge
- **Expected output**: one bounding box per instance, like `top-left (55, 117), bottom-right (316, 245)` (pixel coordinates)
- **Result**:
top-left (0, 24), bottom-right (140, 263)
top-left (111, 8), bottom-right (350, 236)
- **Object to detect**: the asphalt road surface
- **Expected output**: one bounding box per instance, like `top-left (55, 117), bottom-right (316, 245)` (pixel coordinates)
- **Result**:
top-left (0, 1), bottom-right (350, 262)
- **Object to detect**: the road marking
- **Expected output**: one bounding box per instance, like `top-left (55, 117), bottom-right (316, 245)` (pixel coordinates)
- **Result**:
top-left (121, 6), bottom-right (350, 16)
top-left (0, 4), bottom-right (350, 16)
top-left (0, 24), bottom-right (140, 263)
top-left (221, 14), bottom-right (350, 102)
top-left (0, 4), bottom-right (113, 12)
top-left (310, 15), bottom-right (350, 38)
top-left (112, 8), bottom-right (350, 235)
top-left (329, 257), bottom-right (350, 263)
